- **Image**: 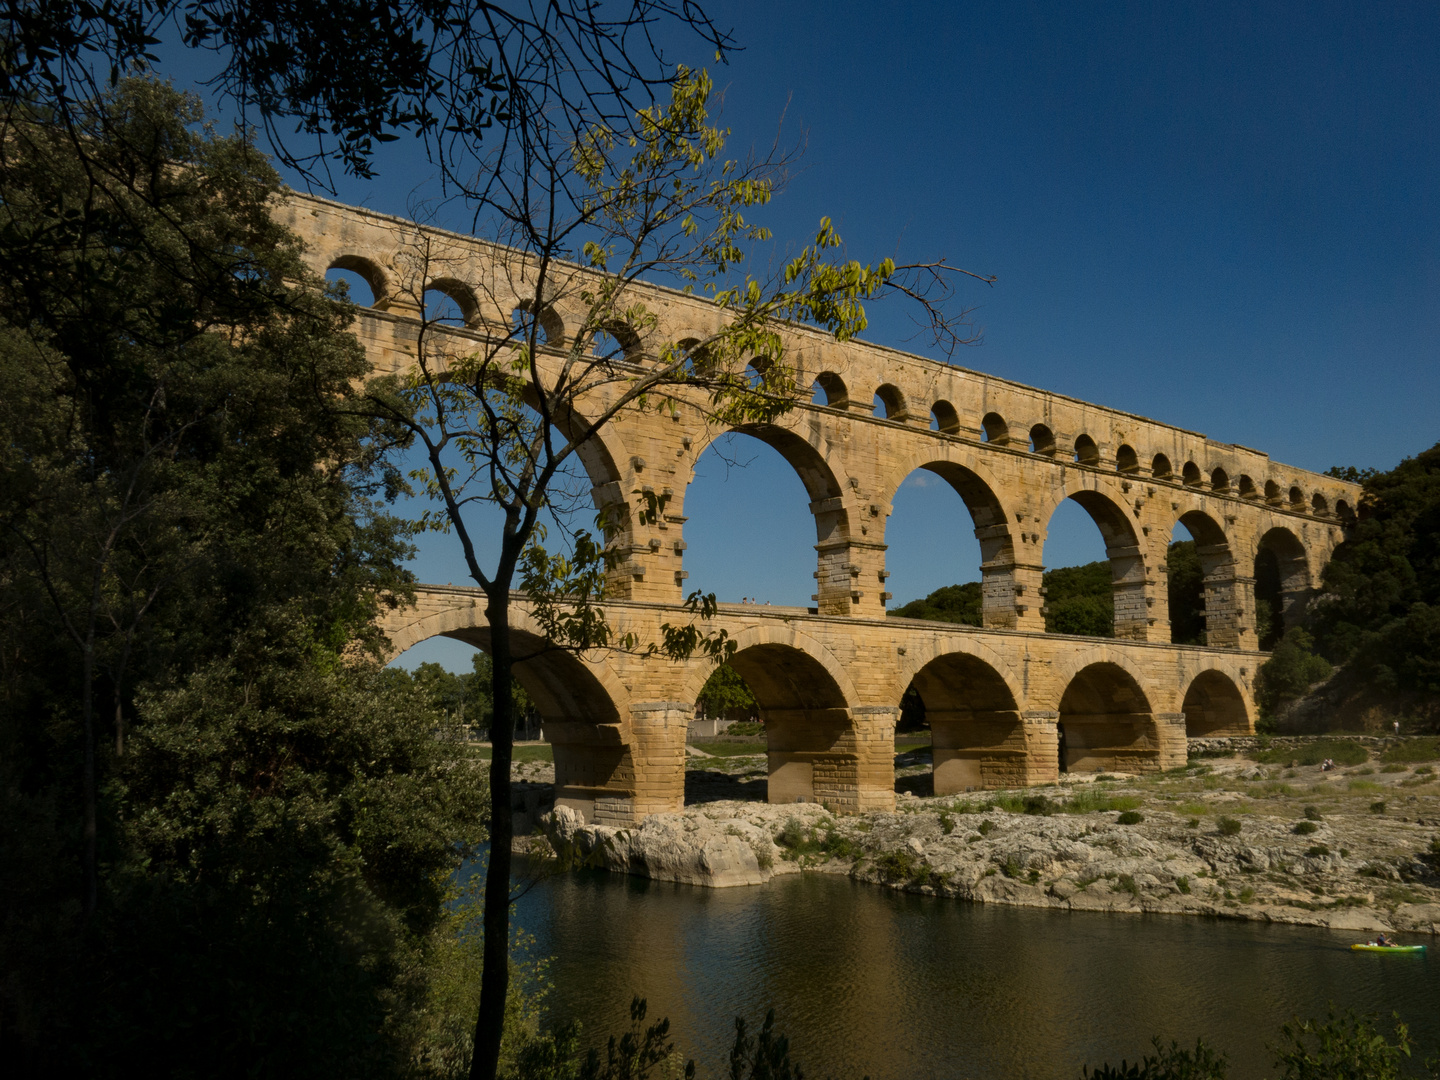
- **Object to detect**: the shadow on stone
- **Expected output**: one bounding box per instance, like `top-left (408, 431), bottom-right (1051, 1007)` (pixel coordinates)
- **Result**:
top-left (895, 771), bottom-right (933, 797)
top-left (685, 767), bottom-right (768, 804)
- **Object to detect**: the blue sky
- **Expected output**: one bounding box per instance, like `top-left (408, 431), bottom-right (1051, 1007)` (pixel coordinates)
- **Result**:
top-left (158, 2), bottom-right (1440, 669)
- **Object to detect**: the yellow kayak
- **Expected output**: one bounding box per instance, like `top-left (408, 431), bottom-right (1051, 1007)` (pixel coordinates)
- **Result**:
top-left (1352, 943), bottom-right (1426, 953)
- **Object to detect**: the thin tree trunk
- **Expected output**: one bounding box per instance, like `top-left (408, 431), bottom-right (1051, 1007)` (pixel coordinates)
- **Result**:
top-left (471, 595), bottom-right (515, 1080)
top-left (81, 642), bottom-right (97, 917)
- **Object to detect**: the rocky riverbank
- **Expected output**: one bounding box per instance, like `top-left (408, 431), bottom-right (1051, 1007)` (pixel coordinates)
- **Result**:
top-left (533, 745), bottom-right (1440, 936)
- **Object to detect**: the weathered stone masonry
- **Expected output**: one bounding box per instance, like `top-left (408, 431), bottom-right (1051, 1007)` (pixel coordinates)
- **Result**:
top-left (275, 193), bottom-right (1361, 823)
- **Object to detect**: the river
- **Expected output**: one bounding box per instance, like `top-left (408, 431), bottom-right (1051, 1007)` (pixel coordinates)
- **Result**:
top-left (506, 862), bottom-right (1439, 1079)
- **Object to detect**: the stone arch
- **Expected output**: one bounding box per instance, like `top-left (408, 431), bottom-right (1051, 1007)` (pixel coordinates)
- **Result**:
top-left (1210, 467), bottom-right (1230, 493)
top-left (905, 651), bottom-right (1035, 793)
top-left (683, 626), bottom-right (874, 809)
top-left (1265, 479), bottom-right (1283, 506)
top-left (1238, 474), bottom-right (1258, 499)
top-left (873, 383), bottom-right (909, 421)
top-left (1029, 423), bottom-right (1057, 456)
top-left (1182, 461), bottom-right (1202, 486)
top-left (594, 319), bottom-right (643, 360)
top-left (1152, 453), bottom-right (1173, 479)
top-left (930, 400), bottom-right (962, 435)
top-left (1288, 485), bottom-right (1305, 509)
top-left (1254, 526), bottom-right (1313, 647)
top-left (512, 298), bottom-right (566, 345)
top-left (425, 276), bottom-right (481, 327)
top-left (683, 422), bottom-right (853, 612)
top-left (1056, 660), bottom-right (1175, 774)
top-left (327, 253), bottom-right (391, 307)
top-left (1167, 510), bottom-right (1240, 648)
top-left (1042, 480), bottom-right (1149, 640)
top-left (981, 411), bottom-right (1009, 444)
top-left (1073, 433), bottom-right (1100, 466)
top-left (812, 371), bottom-right (849, 408)
top-left (1337, 499), bottom-right (1356, 527)
top-left (1180, 669), bottom-right (1251, 737)
top-left (1311, 492), bottom-right (1330, 517)
top-left (383, 595), bottom-right (636, 821)
top-left (1116, 444), bottom-right (1139, 474)
top-left (881, 450), bottom-right (1019, 628)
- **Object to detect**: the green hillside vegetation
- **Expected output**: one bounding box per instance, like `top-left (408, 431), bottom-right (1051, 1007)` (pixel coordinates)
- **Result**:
top-left (890, 581), bottom-right (983, 624)
top-left (891, 542), bottom-right (1208, 644)
top-left (1257, 442), bottom-right (1440, 723)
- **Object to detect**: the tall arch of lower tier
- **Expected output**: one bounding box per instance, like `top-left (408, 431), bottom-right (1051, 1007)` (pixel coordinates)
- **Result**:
top-left (1053, 659), bottom-right (1183, 774)
top-left (1180, 669), bottom-right (1252, 737)
top-left (681, 625), bottom-right (892, 813)
top-left (384, 600), bottom-right (639, 823)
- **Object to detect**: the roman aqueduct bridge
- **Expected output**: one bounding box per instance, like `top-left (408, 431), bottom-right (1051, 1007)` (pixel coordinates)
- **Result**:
top-left (276, 193), bottom-right (1362, 824)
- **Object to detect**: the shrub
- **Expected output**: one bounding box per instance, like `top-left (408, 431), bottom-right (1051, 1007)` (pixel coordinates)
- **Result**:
top-left (1001, 854), bottom-right (1024, 878)
top-left (1306, 844), bottom-right (1330, 857)
top-left (1304, 805), bottom-right (1324, 820)
top-left (1218, 817), bottom-right (1243, 836)
top-left (1254, 627), bottom-right (1333, 716)
top-left (940, 812), bottom-right (955, 835)
top-left (1187, 818), bottom-right (1200, 828)
top-left (1381, 737), bottom-right (1440, 764)
top-left (1117, 810), bottom-right (1144, 825)
top-left (873, 850), bottom-right (916, 883)
top-left (1371, 801), bottom-right (1387, 814)
top-left (1273, 1010), bottom-right (1412, 1080)
top-left (1380, 763), bottom-right (1408, 773)
top-left (1292, 821), bottom-right (1319, 835)
top-left (977, 819), bottom-right (996, 837)
top-left (1251, 740), bottom-right (1368, 768)
top-left (820, 829), bottom-right (858, 860)
top-left (1023, 794), bottom-right (1055, 815)
top-left (1176, 876), bottom-right (1191, 895)
top-left (1348, 779), bottom-right (1383, 792)
top-left (1116, 873), bottom-right (1140, 897)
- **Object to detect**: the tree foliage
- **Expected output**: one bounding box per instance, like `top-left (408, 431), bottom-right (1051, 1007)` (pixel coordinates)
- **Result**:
top-left (1309, 442), bottom-right (1440, 695)
top-left (390, 653), bottom-right (540, 737)
top-left (891, 581), bottom-right (983, 625)
top-left (695, 663), bottom-right (758, 722)
top-left (1253, 627), bottom-right (1334, 719)
top-left (0, 0), bottom-right (732, 194)
top-left (0, 80), bottom-right (487, 1076)
top-left (1166, 540), bottom-right (1205, 646)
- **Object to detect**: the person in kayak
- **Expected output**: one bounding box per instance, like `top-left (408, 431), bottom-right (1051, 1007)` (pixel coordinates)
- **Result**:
top-left (1374, 933), bottom-right (1394, 947)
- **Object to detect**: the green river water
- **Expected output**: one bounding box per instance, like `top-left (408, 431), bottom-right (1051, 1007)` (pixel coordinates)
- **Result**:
top-left (509, 864), bottom-right (1439, 1079)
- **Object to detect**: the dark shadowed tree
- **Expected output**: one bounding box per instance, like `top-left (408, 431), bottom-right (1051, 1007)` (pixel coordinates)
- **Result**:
top-left (0, 80), bottom-right (487, 1077)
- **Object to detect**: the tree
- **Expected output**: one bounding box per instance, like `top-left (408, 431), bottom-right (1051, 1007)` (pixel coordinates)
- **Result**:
top-left (1166, 540), bottom-right (1205, 646)
top-left (364, 66), bottom-right (982, 1080)
top-left (891, 582), bottom-right (983, 626)
top-left (1310, 442), bottom-right (1440, 695)
top-left (0, 80), bottom-right (488, 1075)
top-left (0, 0), bottom-right (732, 198)
top-left (1043, 561), bottom-right (1114, 637)
top-left (695, 664), bottom-right (758, 725)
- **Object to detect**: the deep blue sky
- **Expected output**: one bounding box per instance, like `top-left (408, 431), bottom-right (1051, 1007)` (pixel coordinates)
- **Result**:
top-left (159, 2), bottom-right (1440, 668)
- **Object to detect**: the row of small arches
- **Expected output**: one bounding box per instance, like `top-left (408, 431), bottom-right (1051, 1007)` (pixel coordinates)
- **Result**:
top-left (805, 368), bottom-right (1350, 525)
top-left (325, 255), bottom-right (1350, 526)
